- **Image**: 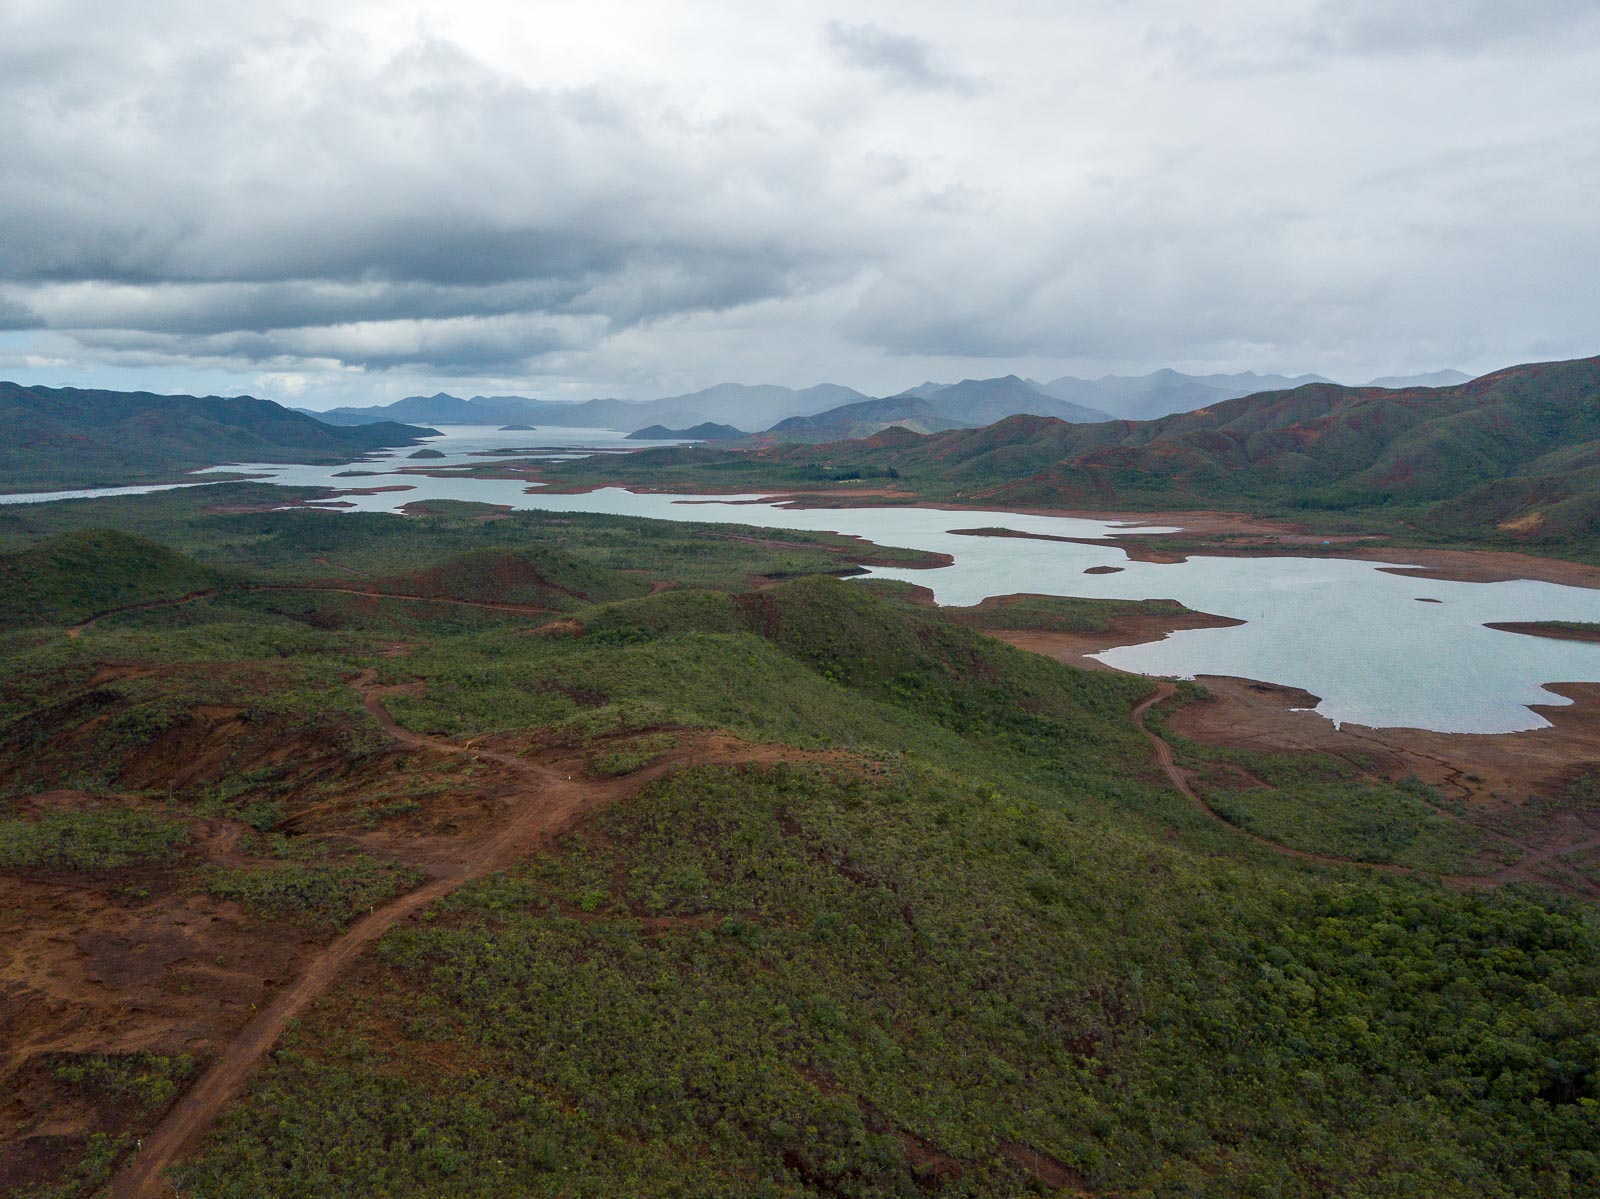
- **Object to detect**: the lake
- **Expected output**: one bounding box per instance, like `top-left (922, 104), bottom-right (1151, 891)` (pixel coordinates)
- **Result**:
top-left (9, 424), bottom-right (1600, 734)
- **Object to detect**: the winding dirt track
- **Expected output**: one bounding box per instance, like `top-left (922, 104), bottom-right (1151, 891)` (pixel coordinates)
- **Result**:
top-left (86, 612), bottom-right (1600, 1195)
top-left (67, 585), bottom-right (557, 639)
top-left (1129, 683), bottom-right (1402, 872)
top-left (106, 671), bottom-right (799, 1199)
top-left (1131, 682), bottom-right (1600, 894)
top-left (64, 589), bottom-right (222, 637)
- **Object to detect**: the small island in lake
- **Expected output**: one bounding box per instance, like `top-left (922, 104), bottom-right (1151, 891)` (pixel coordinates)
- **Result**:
top-left (627, 421), bottom-right (745, 440)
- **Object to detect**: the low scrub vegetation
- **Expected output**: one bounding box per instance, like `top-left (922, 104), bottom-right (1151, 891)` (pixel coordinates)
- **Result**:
top-left (50, 1052), bottom-right (198, 1111)
top-left (0, 528), bottom-right (222, 627)
top-left (179, 761), bottom-right (1600, 1197)
top-left (0, 805), bottom-right (190, 871)
top-left (948, 593), bottom-right (1194, 635)
top-left (1152, 713), bottom-right (1489, 871)
top-left (204, 838), bottom-right (424, 928)
top-left (1, 485), bottom-right (1595, 1197)
top-left (1208, 777), bottom-right (1486, 872)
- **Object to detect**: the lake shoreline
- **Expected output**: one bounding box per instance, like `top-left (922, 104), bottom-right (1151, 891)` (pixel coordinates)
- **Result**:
top-left (10, 445), bottom-right (1597, 593)
top-left (990, 613), bottom-right (1600, 830)
top-left (9, 430), bottom-right (1600, 734)
top-left (436, 464), bottom-right (1600, 592)
top-left (1484, 621), bottom-right (1600, 643)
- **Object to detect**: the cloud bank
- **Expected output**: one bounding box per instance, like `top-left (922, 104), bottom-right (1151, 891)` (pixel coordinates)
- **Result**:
top-left (2, 0), bottom-right (1597, 405)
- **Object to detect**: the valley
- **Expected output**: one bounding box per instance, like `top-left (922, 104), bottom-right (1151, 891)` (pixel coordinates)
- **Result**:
top-left (16, 417), bottom-right (1599, 735)
top-left (3, 374), bottom-right (1599, 1198)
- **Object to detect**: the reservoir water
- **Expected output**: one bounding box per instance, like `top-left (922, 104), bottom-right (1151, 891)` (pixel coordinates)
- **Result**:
top-left (8, 424), bottom-right (1600, 735)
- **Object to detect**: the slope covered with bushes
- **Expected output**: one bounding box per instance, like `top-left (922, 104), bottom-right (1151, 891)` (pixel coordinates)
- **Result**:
top-left (0, 382), bottom-right (434, 491)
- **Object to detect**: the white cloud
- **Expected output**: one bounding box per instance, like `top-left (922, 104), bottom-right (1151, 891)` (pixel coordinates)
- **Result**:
top-left (0, 0), bottom-right (1596, 402)
top-left (253, 372), bottom-right (313, 397)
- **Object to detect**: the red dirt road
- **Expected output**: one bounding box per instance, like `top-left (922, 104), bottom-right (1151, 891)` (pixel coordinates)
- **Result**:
top-left (107, 671), bottom-right (810, 1198)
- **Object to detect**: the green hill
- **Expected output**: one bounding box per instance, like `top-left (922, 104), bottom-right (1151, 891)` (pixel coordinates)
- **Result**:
top-left (765, 355), bottom-right (1600, 553)
top-left (528, 354), bottom-right (1600, 558)
top-left (760, 377), bottom-right (1113, 444)
top-left (0, 528), bottom-right (224, 626)
top-left (762, 395), bottom-right (969, 442)
top-left (0, 382), bottom-right (437, 492)
top-left (625, 422), bottom-right (746, 441)
top-left (178, 575), bottom-right (1600, 1197)
top-left (365, 546), bottom-right (651, 609)
top-left (3, 503), bottom-right (1598, 1196)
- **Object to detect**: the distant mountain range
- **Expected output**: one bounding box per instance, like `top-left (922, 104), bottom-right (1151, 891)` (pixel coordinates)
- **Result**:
top-left (763, 396), bottom-right (970, 442)
top-left (1365, 369), bottom-right (1474, 390)
top-left (0, 383), bottom-right (435, 493)
top-left (0, 362), bottom-right (1487, 494)
top-left (302, 383), bottom-right (867, 435)
top-left (302, 368), bottom-right (1476, 440)
top-left (1030, 369), bottom-right (1333, 422)
top-left (762, 376), bottom-right (1113, 443)
top-left (755, 370), bottom-right (1477, 444)
top-left (760, 356), bottom-right (1600, 554)
top-left (1029, 368), bottom-right (1475, 422)
top-left (304, 373), bottom-right (1117, 445)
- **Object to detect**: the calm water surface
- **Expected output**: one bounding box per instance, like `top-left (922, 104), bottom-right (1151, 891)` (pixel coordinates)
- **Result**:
top-left (9, 425), bottom-right (1600, 734)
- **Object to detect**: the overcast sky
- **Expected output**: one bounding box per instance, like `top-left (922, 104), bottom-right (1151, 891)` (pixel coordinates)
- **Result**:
top-left (3, 0), bottom-right (1598, 407)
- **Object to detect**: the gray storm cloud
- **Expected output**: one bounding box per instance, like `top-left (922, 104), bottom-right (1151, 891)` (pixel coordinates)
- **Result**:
top-left (823, 21), bottom-right (980, 94)
top-left (1, 7), bottom-right (871, 377)
top-left (1, 0), bottom-right (1597, 402)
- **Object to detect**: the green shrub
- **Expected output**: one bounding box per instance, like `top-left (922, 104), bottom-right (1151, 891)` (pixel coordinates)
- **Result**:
top-left (204, 851), bottom-right (424, 927)
top-left (0, 806), bottom-right (190, 871)
top-left (50, 1051), bottom-right (197, 1110)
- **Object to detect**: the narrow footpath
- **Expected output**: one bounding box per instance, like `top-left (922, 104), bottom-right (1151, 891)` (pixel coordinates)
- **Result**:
top-left (1131, 682), bottom-right (1600, 896)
